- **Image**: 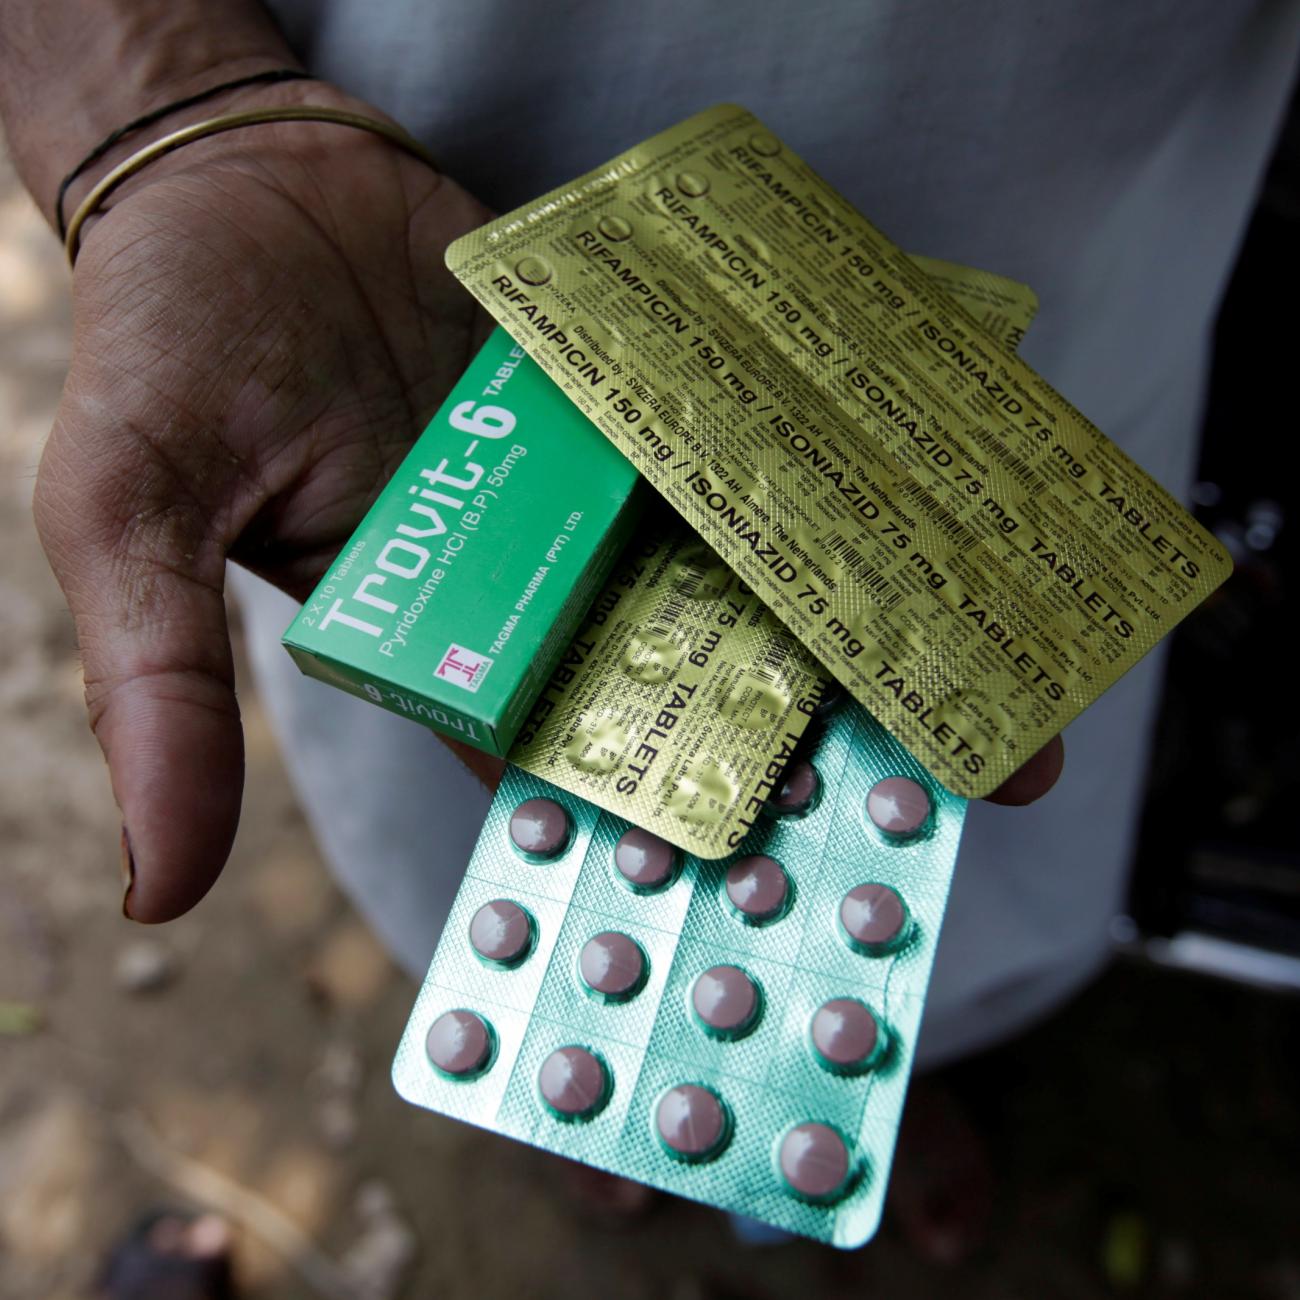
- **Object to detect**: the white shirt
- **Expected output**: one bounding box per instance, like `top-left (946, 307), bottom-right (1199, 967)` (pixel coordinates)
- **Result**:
top-left (238, 0), bottom-right (1300, 1062)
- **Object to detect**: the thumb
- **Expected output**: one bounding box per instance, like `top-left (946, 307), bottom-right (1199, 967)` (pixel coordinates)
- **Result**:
top-left (35, 391), bottom-right (244, 923)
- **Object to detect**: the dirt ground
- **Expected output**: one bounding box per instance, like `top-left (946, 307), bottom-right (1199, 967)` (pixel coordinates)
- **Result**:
top-left (2, 150), bottom-right (1298, 1300)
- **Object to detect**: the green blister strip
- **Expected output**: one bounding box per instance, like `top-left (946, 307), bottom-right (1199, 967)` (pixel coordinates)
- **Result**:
top-left (393, 698), bottom-right (965, 1248)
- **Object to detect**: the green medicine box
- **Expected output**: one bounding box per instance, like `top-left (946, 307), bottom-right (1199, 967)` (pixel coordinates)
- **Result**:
top-left (283, 328), bottom-right (641, 756)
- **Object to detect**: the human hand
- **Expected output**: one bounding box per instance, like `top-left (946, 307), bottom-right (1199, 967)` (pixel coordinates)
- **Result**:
top-left (32, 78), bottom-right (493, 920)
top-left (984, 735), bottom-right (1064, 806)
top-left (24, 68), bottom-right (1059, 927)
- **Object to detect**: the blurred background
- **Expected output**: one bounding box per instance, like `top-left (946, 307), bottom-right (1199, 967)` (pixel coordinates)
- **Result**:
top-left (2, 96), bottom-right (1298, 1300)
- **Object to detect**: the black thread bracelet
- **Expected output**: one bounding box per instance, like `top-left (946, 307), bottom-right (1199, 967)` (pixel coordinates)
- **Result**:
top-left (55, 67), bottom-right (314, 240)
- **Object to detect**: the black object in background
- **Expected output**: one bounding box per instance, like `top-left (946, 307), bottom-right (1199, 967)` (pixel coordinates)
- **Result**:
top-left (1129, 80), bottom-right (1300, 971)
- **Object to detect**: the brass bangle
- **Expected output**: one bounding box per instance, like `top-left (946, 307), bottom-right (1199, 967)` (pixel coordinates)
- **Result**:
top-left (65, 106), bottom-right (439, 267)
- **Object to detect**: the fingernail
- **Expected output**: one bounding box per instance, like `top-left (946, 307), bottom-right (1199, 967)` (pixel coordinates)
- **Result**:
top-left (120, 825), bottom-right (136, 919)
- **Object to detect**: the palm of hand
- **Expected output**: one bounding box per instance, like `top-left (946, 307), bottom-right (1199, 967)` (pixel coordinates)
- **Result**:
top-left (33, 102), bottom-right (1064, 922)
top-left (35, 117), bottom-right (492, 919)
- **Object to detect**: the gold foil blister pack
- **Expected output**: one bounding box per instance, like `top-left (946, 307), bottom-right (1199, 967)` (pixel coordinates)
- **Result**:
top-left (908, 254), bottom-right (1036, 354)
top-left (508, 259), bottom-right (1035, 855)
top-left (511, 510), bottom-right (827, 858)
top-left (450, 105), bottom-right (1231, 797)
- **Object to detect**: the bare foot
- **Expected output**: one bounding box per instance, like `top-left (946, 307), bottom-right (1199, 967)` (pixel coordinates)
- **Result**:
top-left (557, 1157), bottom-right (659, 1226)
top-left (888, 1078), bottom-right (994, 1265)
top-left (98, 1211), bottom-right (235, 1300)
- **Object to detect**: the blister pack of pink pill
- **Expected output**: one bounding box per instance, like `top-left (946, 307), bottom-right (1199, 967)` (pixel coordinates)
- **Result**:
top-left (393, 689), bottom-right (965, 1248)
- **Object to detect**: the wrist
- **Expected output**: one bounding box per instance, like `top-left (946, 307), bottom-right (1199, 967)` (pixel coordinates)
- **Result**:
top-left (0, 0), bottom-right (301, 227)
top-left (60, 75), bottom-right (335, 245)
top-left (63, 80), bottom-right (432, 271)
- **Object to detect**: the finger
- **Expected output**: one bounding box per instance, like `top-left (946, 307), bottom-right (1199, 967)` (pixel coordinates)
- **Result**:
top-left (442, 737), bottom-right (506, 793)
top-left (982, 734), bottom-right (1065, 806)
top-left (35, 392), bottom-right (244, 923)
